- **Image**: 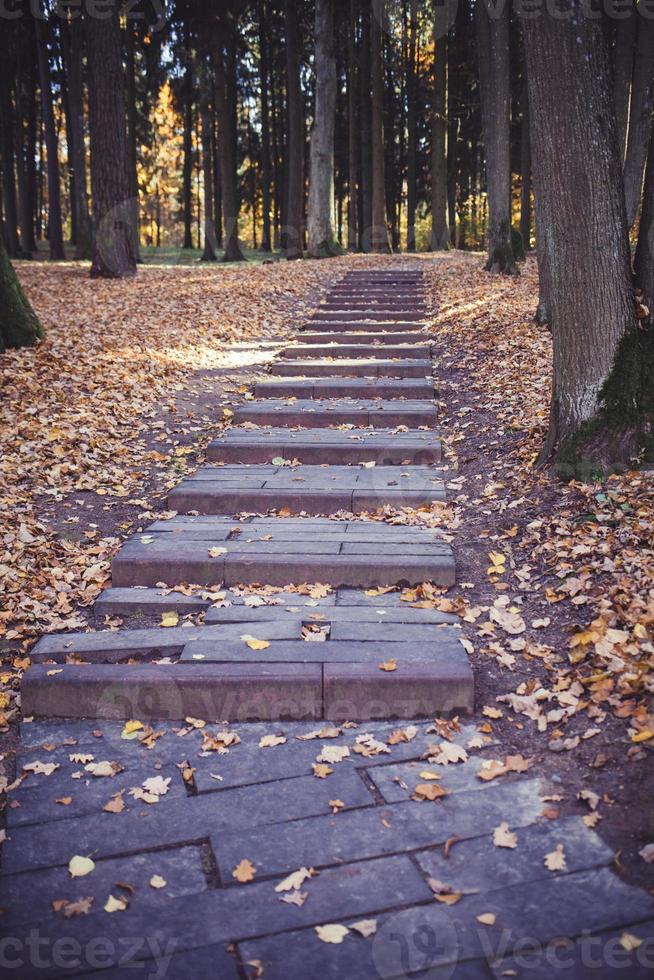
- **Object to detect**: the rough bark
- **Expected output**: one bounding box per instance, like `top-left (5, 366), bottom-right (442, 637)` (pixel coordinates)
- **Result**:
top-left (519, 72), bottom-right (531, 251)
top-left (370, 0), bottom-right (390, 252)
top-left (359, 0), bottom-right (373, 250)
top-left (34, 16), bottom-right (65, 260)
top-left (213, 3), bottom-right (246, 263)
top-left (0, 234), bottom-right (43, 352)
top-left (523, 0), bottom-right (651, 474)
top-left (0, 74), bottom-right (21, 258)
top-left (200, 77), bottom-right (217, 262)
top-left (623, 18), bottom-right (654, 229)
top-left (347, 0), bottom-right (358, 250)
top-left (182, 66), bottom-right (194, 250)
top-left (124, 20), bottom-right (142, 262)
top-left (282, 0), bottom-right (304, 259)
top-left (612, 1), bottom-right (636, 164)
top-left (406, 0), bottom-right (418, 252)
top-left (430, 29), bottom-right (449, 251)
top-left (635, 129), bottom-right (654, 319)
top-left (308, 0), bottom-right (339, 257)
top-left (65, 16), bottom-right (92, 261)
top-left (17, 57), bottom-right (38, 254)
top-left (475, 0), bottom-right (516, 274)
top-left (84, 3), bottom-right (136, 278)
top-left (258, 0), bottom-right (273, 252)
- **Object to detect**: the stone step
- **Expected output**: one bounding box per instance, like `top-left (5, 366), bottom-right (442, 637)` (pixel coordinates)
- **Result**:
top-left (232, 398), bottom-right (438, 427)
top-left (168, 464), bottom-right (447, 515)
top-left (299, 331), bottom-right (427, 345)
top-left (110, 516), bottom-right (455, 589)
top-left (318, 302), bottom-right (426, 312)
top-left (311, 310), bottom-right (424, 321)
top-left (253, 377), bottom-right (434, 399)
top-left (207, 427), bottom-right (441, 464)
top-left (274, 359), bottom-right (432, 378)
top-left (303, 320), bottom-right (426, 333)
top-left (279, 344), bottom-right (431, 359)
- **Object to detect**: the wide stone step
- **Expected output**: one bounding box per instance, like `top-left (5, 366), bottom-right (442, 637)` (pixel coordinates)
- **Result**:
top-left (207, 427), bottom-right (441, 464)
top-left (279, 344), bottom-right (431, 359)
top-left (311, 310), bottom-right (424, 322)
top-left (299, 331), bottom-right (427, 345)
top-left (304, 320), bottom-right (427, 333)
top-left (318, 302), bottom-right (426, 312)
top-left (168, 464), bottom-right (446, 515)
top-left (253, 377), bottom-right (434, 399)
top-left (274, 359), bottom-right (432, 378)
top-left (232, 398), bottom-right (437, 427)
top-left (110, 516), bottom-right (455, 589)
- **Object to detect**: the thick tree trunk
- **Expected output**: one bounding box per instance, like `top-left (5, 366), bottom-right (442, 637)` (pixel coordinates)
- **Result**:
top-left (370, 0), bottom-right (390, 252)
top-left (635, 130), bottom-right (654, 320)
top-left (214, 7), bottom-right (246, 263)
top-left (406, 0), bottom-right (418, 252)
top-left (200, 80), bottom-right (218, 262)
top-left (347, 0), bottom-right (358, 250)
top-left (359, 1), bottom-right (373, 250)
top-left (182, 66), bottom-right (194, 250)
top-left (623, 19), bottom-right (654, 229)
top-left (519, 72), bottom-right (531, 251)
top-left (524, 1), bottom-right (650, 474)
top-left (282, 0), bottom-right (304, 259)
top-left (258, 0), bottom-right (273, 252)
top-left (211, 105), bottom-right (223, 248)
top-left (612, 1), bottom-right (636, 164)
top-left (124, 21), bottom-right (142, 262)
top-left (17, 59), bottom-right (38, 254)
top-left (0, 75), bottom-right (21, 258)
top-left (84, 3), bottom-right (136, 278)
top-left (35, 17), bottom-right (65, 260)
top-left (65, 17), bottom-right (92, 261)
top-left (0, 234), bottom-right (43, 352)
top-left (308, 0), bottom-right (339, 257)
top-left (475, 0), bottom-right (516, 274)
top-left (430, 29), bottom-right (449, 251)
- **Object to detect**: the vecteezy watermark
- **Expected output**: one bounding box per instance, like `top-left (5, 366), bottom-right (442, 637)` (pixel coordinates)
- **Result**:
top-left (0, 0), bottom-right (169, 31)
top-left (371, 907), bottom-right (459, 979)
top-left (0, 931), bottom-right (178, 976)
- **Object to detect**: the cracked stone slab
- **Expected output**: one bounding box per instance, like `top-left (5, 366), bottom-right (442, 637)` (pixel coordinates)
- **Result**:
top-left (274, 358), bottom-right (433, 377)
top-left (168, 463), bottom-right (446, 515)
top-left (232, 398), bottom-right (437, 427)
top-left (252, 377), bottom-right (434, 399)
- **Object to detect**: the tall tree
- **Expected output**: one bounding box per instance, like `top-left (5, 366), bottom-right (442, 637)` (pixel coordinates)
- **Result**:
top-left (307, 0), bottom-right (339, 257)
top-left (84, 2), bottom-right (136, 278)
top-left (622, 19), bottom-right (654, 229)
top-left (347, 0), bottom-right (359, 250)
top-left (124, 19), bottom-right (142, 262)
top-left (258, 0), bottom-right (273, 252)
top-left (524, 0), bottom-right (652, 472)
top-left (181, 64), bottom-right (194, 250)
top-left (612, 1), bottom-right (636, 163)
top-left (519, 72), bottom-right (531, 251)
top-left (635, 127), bottom-right (654, 322)
top-left (199, 68), bottom-right (218, 261)
top-left (213, 1), bottom-right (246, 262)
top-left (475, 0), bottom-right (516, 273)
top-left (61, 15), bottom-right (92, 260)
top-left (359, 0), bottom-right (373, 249)
top-left (0, 68), bottom-right (21, 257)
top-left (430, 22), bottom-right (449, 251)
top-left (282, 0), bottom-right (304, 259)
top-left (17, 51), bottom-right (38, 254)
top-left (0, 235), bottom-right (43, 352)
top-left (34, 14), bottom-right (65, 260)
top-left (406, 0), bottom-right (419, 252)
top-left (370, 0), bottom-right (390, 252)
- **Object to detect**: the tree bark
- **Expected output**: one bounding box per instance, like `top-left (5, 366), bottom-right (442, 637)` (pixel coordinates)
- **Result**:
top-left (359, 0), bottom-right (373, 250)
top-left (623, 18), bottom-right (654, 229)
top-left (308, 0), bottom-right (339, 257)
top-left (34, 16), bottom-right (65, 260)
top-left (258, 0), bottom-right (273, 252)
top-left (370, 0), bottom-right (390, 252)
top-left (475, 0), bottom-right (516, 274)
top-left (213, 4), bottom-right (246, 263)
top-left (347, 0), bottom-right (358, 250)
top-left (200, 75), bottom-right (217, 262)
top-left (84, 2), bottom-right (136, 278)
top-left (430, 28), bottom-right (449, 251)
top-left (182, 65), bottom-right (194, 249)
top-left (124, 20), bottom-right (141, 262)
top-left (17, 55), bottom-right (38, 254)
top-left (635, 129), bottom-right (654, 319)
top-left (612, 0), bottom-right (636, 164)
top-left (0, 72), bottom-right (21, 258)
top-left (64, 16), bottom-right (92, 260)
top-left (406, 0), bottom-right (418, 252)
top-left (282, 0), bottom-right (304, 259)
top-left (523, 0), bottom-right (650, 474)
top-left (519, 72), bottom-right (531, 251)
top-left (0, 234), bottom-right (43, 352)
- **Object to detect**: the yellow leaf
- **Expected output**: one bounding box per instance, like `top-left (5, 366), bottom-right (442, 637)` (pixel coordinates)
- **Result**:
top-left (69, 855), bottom-right (95, 878)
top-left (104, 894), bottom-right (128, 913)
top-left (161, 611), bottom-right (179, 628)
top-left (149, 875), bottom-right (167, 889)
top-left (232, 859), bottom-right (256, 883)
top-left (434, 892), bottom-right (462, 905)
top-left (544, 844), bottom-right (567, 871)
top-left (241, 635), bottom-right (270, 651)
top-left (315, 924), bottom-right (349, 944)
top-left (208, 547), bottom-right (227, 557)
top-left (476, 913), bottom-right (497, 926)
top-left (378, 659), bottom-right (398, 672)
top-left (121, 719), bottom-right (143, 738)
top-left (632, 730), bottom-right (654, 743)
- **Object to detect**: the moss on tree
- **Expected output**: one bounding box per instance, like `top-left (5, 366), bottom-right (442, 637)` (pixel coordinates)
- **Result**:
top-left (0, 237), bottom-right (43, 353)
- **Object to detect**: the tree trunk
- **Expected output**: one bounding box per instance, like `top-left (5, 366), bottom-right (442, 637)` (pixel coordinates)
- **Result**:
top-left (182, 66), bottom-right (194, 249)
top-left (84, 3), bottom-right (136, 278)
top-left (307, 0), bottom-right (339, 257)
top-left (635, 129), bottom-right (654, 319)
top-left (65, 16), bottom-right (93, 261)
top-left (0, 234), bottom-right (43, 352)
top-left (200, 78), bottom-right (217, 262)
top-left (0, 74), bottom-right (21, 258)
top-left (17, 57), bottom-right (38, 254)
top-left (212, 103), bottom-right (223, 247)
top-left (612, 1), bottom-right (636, 164)
top-left (406, 0), bottom-right (418, 252)
top-left (34, 17), bottom-right (65, 260)
top-left (214, 5), bottom-right (246, 263)
top-left (359, 0), bottom-right (373, 250)
top-left (347, 0), bottom-right (358, 250)
top-left (519, 72), bottom-right (531, 251)
top-left (430, 28), bottom-right (449, 251)
top-left (475, 0), bottom-right (516, 274)
top-left (370, 0), bottom-right (390, 252)
top-left (623, 19), bottom-right (654, 229)
top-left (282, 0), bottom-right (304, 259)
top-left (124, 20), bottom-right (142, 262)
top-left (258, 0), bottom-right (273, 252)
top-left (523, 1), bottom-right (651, 474)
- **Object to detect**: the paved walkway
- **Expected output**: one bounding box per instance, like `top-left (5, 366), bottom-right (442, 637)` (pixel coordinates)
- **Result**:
top-left (3, 269), bottom-right (653, 978)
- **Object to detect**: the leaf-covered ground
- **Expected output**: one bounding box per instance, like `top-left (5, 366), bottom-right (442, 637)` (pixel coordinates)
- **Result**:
top-left (1, 251), bottom-right (652, 888)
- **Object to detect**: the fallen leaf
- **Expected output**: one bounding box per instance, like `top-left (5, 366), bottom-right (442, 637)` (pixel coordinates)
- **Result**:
top-left (104, 894), bottom-right (129, 913)
top-left (493, 823), bottom-right (518, 849)
top-left (544, 844), bottom-right (567, 871)
top-left (349, 919), bottom-right (377, 937)
top-left (149, 875), bottom-right (167, 889)
top-left (233, 859), bottom-right (256, 883)
top-left (68, 855), bottom-right (95, 878)
top-left (241, 634), bottom-right (270, 651)
top-left (315, 924), bottom-right (349, 944)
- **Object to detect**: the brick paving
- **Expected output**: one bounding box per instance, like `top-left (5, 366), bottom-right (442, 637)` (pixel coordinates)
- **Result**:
top-left (4, 268), bottom-right (653, 977)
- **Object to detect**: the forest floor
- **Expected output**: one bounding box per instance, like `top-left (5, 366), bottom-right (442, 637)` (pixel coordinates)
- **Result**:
top-left (1, 251), bottom-right (652, 901)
